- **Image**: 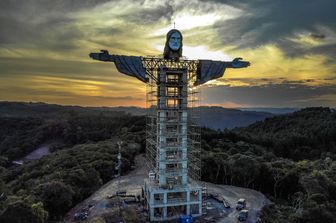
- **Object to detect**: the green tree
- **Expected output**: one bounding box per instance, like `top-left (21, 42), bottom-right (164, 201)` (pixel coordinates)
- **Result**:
top-left (0, 201), bottom-right (45, 223)
top-left (38, 181), bottom-right (74, 220)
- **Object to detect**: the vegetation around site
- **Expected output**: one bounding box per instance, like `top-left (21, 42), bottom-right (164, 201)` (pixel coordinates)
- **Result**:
top-left (0, 102), bottom-right (335, 223)
top-left (0, 102), bottom-right (145, 222)
top-left (201, 107), bottom-right (336, 223)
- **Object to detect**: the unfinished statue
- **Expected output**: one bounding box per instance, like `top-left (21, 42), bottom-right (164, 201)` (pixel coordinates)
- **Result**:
top-left (89, 29), bottom-right (250, 221)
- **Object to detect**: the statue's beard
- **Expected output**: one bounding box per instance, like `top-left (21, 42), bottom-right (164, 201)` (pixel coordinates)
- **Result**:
top-left (169, 42), bottom-right (180, 51)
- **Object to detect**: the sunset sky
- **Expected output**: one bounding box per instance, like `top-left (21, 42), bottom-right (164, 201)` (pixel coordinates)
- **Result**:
top-left (0, 0), bottom-right (335, 108)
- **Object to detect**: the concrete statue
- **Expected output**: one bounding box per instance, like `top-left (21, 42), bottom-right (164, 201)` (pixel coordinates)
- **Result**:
top-left (89, 29), bottom-right (250, 222)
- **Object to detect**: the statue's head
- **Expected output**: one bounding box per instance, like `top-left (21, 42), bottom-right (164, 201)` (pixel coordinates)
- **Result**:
top-left (164, 29), bottom-right (183, 60)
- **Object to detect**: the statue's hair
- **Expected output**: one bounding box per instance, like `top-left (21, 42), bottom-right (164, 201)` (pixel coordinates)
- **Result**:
top-left (163, 29), bottom-right (183, 60)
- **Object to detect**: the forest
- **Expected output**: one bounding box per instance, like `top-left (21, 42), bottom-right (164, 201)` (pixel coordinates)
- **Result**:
top-left (0, 102), bottom-right (335, 223)
top-left (202, 107), bottom-right (336, 223)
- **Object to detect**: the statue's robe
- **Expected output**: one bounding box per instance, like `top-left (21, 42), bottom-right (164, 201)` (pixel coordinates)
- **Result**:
top-left (195, 60), bottom-right (227, 86)
top-left (112, 56), bottom-right (228, 85)
top-left (112, 55), bottom-right (147, 83)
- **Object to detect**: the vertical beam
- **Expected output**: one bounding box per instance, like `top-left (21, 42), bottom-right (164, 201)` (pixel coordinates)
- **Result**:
top-left (187, 191), bottom-right (190, 215)
top-left (163, 193), bottom-right (167, 218)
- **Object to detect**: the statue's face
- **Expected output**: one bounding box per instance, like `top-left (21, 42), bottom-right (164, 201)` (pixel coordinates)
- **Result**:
top-left (168, 32), bottom-right (181, 51)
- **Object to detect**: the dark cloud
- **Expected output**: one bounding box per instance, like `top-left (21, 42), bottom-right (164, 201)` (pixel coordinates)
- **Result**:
top-left (0, 0), bottom-right (112, 15)
top-left (217, 78), bottom-right (325, 86)
top-left (310, 33), bottom-right (326, 40)
top-left (201, 82), bottom-right (336, 107)
top-left (0, 0), bottom-right (176, 52)
top-left (324, 77), bottom-right (336, 81)
top-left (211, 0), bottom-right (336, 57)
top-left (0, 0), bottom-right (111, 48)
top-left (126, 1), bottom-right (174, 25)
top-left (276, 36), bottom-right (336, 59)
top-left (1, 0), bottom-right (335, 53)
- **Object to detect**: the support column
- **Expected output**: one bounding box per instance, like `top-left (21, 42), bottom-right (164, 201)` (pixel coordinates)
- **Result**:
top-left (187, 191), bottom-right (190, 215)
top-left (198, 190), bottom-right (202, 215)
top-left (163, 193), bottom-right (167, 218)
top-left (150, 207), bottom-right (155, 220)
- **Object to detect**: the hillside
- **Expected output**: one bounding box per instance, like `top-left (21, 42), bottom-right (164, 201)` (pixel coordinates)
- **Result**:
top-left (198, 106), bottom-right (273, 129)
top-left (0, 101), bottom-right (133, 161)
top-left (240, 107), bottom-right (298, 114)
top-left (0, 101), bottom-right (127, 118)
top-left (201, 107), bottom-right (336, 223)
top-left (0, 109), bottom-right (145, 222)
top-left (236, 107), bottom-right (336, 160)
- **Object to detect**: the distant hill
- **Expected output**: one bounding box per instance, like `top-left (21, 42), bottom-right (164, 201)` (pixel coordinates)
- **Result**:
top-left (240, 107), bottom-right (298, 114)
top-left (198, 106), bottom-right (273, 129)
top-left (107, 106), bottom-right (274, 129)
top-left (0, 101), bottom-right (127, 118)
top-left (236, 107), bottom-right (336, 160)
top-left (0, 102), bottom-right (274, 129)
top-left (106, 106), bottom-right (274, 129)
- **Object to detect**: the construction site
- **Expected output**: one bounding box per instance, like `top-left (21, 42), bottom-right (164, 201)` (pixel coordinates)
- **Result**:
top-left (66, 154), bottom-right (269, 223)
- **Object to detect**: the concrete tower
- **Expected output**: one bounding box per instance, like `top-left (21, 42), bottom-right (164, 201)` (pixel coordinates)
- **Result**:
top-left (144, 64), bottom-right (203, 221)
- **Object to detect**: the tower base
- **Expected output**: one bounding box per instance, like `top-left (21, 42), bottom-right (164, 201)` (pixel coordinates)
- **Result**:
top-left (144, 179), bottom-right (202, 222)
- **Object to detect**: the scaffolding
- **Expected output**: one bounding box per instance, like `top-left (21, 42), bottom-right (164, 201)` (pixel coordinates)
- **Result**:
top-left (144, 57), bottom-right (201, 181)
top-left (188, 72), bottom-right (201, 182)
top-left (143, 57), bottom-right (202, 221)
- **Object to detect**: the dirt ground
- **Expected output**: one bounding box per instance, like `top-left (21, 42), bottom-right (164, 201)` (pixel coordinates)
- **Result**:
top-left (65, 154), bottom-right (269, 223)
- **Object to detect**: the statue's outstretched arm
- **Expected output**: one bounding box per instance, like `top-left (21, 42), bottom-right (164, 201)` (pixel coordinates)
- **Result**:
top-left (89, 50), bottom-right (115, 62)
top-left (225, 58), bottom-right (250, 68)
top-left (195, 57), bottom-right (250, 86)
top-left (89, 49), bottom-right (147, 83)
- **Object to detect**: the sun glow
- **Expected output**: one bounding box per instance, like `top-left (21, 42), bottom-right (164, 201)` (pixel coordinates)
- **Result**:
top-left (154, 13), bottom-right (221, 36)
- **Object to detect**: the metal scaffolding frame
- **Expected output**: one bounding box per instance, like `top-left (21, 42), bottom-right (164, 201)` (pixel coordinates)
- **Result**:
top-left (143, 57), bottom-right (201, 182)
top-left (143, 57), bottom-right (203, 221)
top-left (188, 77), bottom-right (201, 181)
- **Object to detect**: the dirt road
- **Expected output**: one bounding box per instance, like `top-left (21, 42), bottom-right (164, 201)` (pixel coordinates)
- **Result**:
top-left (206, 183), bottom-right (267, 223)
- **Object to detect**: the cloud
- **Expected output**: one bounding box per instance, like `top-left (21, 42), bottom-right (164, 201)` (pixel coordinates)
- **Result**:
top-left (0, 56), bottom-right (146, 107)
top-left (201, 82), bottom-right (336, 108)
top-left (0, 84), bottom-right (144, 107)
top-left (206, 0), bottom-right (336, 61)
top-left (212, 0), bottom-right (336, 44)
top-left (211, 77), bottom-right (335, 88)
top-left (0, 75), bottom-right (146, 107)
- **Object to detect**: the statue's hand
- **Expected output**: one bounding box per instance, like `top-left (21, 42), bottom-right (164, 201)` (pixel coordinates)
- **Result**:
top-left (232, 57), bottom-right (250, 68)
top-left (89, 50), bottom-right (111, 61)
